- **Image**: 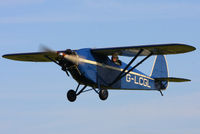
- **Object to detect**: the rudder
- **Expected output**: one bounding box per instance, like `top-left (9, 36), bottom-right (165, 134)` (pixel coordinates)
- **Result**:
top-left (151, 55), bottom-right (169, 89)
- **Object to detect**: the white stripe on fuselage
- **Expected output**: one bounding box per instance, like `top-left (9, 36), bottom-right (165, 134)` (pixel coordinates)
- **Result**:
top-left (64, 55), bottom-right (154, 80)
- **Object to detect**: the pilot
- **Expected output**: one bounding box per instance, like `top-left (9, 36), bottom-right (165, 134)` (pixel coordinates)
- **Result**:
top-left (111, 53), bottom-right (121, 66)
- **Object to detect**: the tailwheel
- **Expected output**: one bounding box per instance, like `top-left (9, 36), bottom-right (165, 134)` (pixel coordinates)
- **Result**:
top-left (67, 89), bottom-right (77, 102)
top-left (99, 89), bottom-right (109, 101)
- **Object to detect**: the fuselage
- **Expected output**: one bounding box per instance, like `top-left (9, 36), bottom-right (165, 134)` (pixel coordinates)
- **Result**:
top-left (68, 48), bottom-right (159, 90)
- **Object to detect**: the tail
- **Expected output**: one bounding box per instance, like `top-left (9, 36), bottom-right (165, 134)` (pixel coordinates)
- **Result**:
top-left (150, 55), bottom-right (169, 89)
top-left (150, 55), bottom-right (191, 90)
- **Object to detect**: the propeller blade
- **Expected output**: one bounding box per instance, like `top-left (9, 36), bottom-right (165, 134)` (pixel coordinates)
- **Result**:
top-left (39, 45), bottom-right (57, 54)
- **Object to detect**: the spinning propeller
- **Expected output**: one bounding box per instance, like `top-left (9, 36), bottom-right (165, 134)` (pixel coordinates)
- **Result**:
top-left (40, 45), bottom-right (82, 76)
top-left (40, 45), bottom-right (79, 64)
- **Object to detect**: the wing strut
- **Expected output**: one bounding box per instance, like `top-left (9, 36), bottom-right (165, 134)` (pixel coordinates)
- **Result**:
top-left (109, 50), bottom-right (153, 86)
top-left (109, 49), bottom-right (144, 86)
top-left (44, 55), bottom-right (70, 76)
top-left (44, 55), bottom-right (59, 65)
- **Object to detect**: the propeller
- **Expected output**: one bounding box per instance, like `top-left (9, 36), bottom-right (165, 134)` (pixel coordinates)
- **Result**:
top-left (40, 45), bottom-right (56, 54)
top-left (40, 45), bottom-right (83, 77)
top-left (40, 45), bottom-right (80, 65)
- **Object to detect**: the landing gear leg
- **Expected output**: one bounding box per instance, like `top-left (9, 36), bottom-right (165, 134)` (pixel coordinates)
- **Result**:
top-left (159, 90), bottom-right (164, 96)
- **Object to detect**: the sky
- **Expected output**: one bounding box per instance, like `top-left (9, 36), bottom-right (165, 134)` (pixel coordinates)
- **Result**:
top-left (0, 0), bottom-right (200, 134)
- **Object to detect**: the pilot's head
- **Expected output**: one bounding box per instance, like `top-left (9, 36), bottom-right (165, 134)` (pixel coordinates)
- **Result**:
top-left (112, 53), bottom-right (118, 62)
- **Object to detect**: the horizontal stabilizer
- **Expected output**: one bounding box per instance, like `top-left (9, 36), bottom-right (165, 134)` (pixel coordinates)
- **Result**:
top-left (155, 77), bottom-right (191, 82)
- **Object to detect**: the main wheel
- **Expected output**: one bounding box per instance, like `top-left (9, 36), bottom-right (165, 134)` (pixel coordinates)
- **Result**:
top-left (67, 90), bottom-right (77, 102)
top-left (99, 89), bottom-right (108, 101)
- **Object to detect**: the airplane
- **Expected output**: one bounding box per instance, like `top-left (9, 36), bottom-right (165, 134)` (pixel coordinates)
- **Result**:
top-left (2, 43), bottom-right (196, 102)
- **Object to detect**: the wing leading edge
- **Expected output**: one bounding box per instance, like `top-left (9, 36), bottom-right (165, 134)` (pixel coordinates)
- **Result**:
top-left (91, 43), bottom-right (196, 56)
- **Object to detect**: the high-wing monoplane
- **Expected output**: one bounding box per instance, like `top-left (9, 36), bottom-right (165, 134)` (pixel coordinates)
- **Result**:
top-left (3, 43), bottom-right (196, 102)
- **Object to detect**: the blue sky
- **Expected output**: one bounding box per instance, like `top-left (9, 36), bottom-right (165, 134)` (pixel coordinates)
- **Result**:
top-left (0, 0), bottom-right (200, 134)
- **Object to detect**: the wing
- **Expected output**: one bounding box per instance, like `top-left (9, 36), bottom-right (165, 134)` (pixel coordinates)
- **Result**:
top-left (2, 43), bottom-right (196, 62)
top-left (2, 51), bottom-right (61, 62)
top-left (91, 43), bottom-right (196, 56)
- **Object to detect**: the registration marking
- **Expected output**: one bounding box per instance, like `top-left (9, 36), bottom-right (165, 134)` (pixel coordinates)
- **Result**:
top-left (126, 74), bottom-right (151, 88)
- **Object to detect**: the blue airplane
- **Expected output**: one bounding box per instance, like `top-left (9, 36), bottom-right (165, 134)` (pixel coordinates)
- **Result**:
top-left (2, 43), bottom-right (196, 102)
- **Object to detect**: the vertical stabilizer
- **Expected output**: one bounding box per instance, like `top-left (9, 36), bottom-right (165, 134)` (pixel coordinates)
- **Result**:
top-left (151, 55), bottom-right (168, 78)
top-left (151, 55), bottom-right (169, 89)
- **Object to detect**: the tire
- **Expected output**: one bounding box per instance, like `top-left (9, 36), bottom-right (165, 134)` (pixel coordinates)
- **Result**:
top-left (67, 90), bottom-right (76, 102)
top-left (99, 89), bottom-right (108, 101)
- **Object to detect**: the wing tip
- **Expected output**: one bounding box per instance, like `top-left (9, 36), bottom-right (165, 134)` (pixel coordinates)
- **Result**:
top-left (162, 43), bottom-right (196, 54)
top-left (184, 44), bottom-right (196, 52)
top-left (177, 43), bottom-right (196, 53)
top-left (180, 78), bottom-right (191, 82)
top-left (191, 45), bottom-right (196, 51)
top-left (2, 54), bottom-right (10, 59)
top-left (2, 54), bottom-right (20, 61)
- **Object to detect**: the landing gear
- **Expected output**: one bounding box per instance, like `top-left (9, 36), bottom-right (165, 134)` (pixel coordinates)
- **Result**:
top-left (66, 84), bottom-right (87, 102)
top-left (99, 89), bottom-right (108, 100)
top-left (67, 90), bottom-right (77, 102)
top-left (66, 83), bottom-right (109, 102)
